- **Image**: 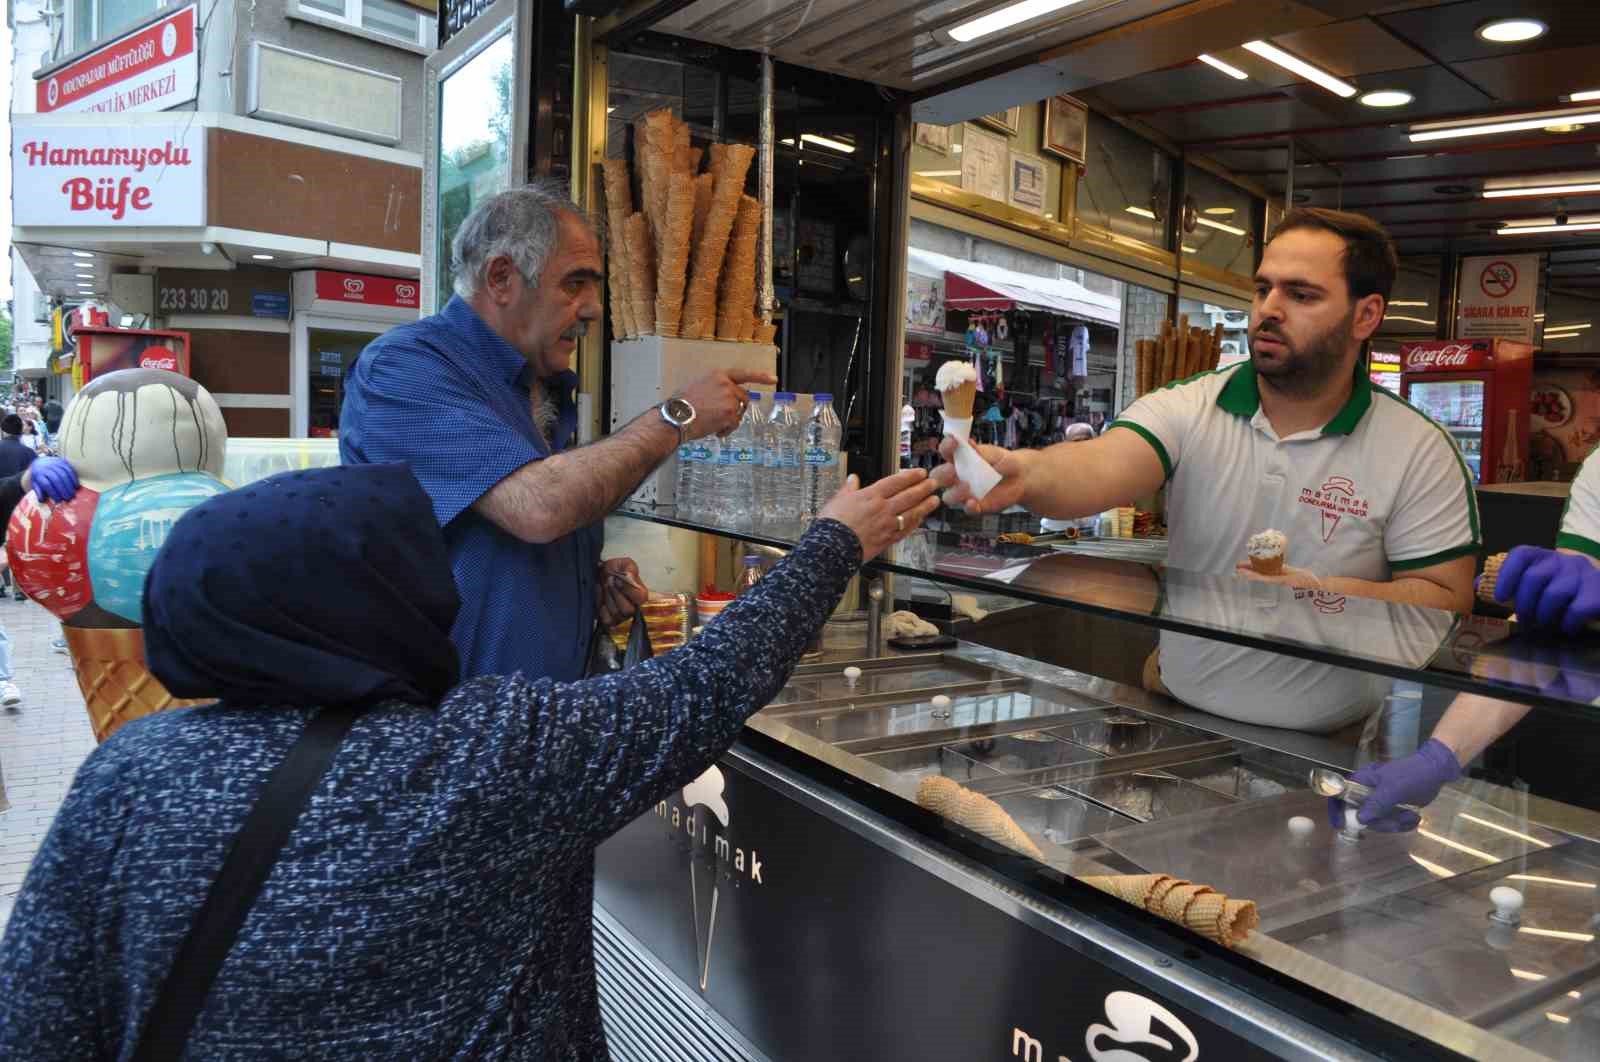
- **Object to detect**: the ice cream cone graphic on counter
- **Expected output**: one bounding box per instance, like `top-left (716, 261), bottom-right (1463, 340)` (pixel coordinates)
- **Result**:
top-left (683, 766), bottom-right (731, 991)
top-left (935, 361), bottom-right (1002, 502)
top-left (9, 369), bottom-right (228, 741)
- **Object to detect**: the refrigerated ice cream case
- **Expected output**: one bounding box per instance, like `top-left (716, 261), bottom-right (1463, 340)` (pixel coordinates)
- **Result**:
top-left (1401, 339), bottom-right (1535, 484)
top-left (598, 510), bottom-right (1600, 1062)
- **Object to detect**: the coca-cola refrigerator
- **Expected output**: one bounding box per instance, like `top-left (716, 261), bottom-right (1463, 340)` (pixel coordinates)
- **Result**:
top-left (1400, 338), bottom-right (1534, 484)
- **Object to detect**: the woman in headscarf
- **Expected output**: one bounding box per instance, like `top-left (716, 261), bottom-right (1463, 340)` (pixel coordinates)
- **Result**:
top-left (0, 461), bottom-right (940, 1060)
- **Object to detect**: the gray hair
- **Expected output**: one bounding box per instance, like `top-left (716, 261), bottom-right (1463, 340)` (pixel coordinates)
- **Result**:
top-left (450, 180), bottom-right (589, 300)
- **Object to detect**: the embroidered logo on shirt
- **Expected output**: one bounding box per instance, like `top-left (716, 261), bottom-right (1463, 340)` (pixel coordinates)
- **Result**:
top-left (1299, 475), bottom-right (1370, 542)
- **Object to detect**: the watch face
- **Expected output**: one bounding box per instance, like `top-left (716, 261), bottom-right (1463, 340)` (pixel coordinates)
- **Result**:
top-left (665, 397), bottom-right (693, 424)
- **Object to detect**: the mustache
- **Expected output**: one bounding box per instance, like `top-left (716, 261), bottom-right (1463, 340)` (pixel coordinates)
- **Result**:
top-left (560, 322), bottom-right (589, 340)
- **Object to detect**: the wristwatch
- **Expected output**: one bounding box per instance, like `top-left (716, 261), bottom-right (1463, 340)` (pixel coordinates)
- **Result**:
top-left (659, 396), bottom-right (696, 443)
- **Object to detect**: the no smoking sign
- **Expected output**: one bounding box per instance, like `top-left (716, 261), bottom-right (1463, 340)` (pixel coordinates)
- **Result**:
top-left (1480, 260), bottom-right (1518, 299)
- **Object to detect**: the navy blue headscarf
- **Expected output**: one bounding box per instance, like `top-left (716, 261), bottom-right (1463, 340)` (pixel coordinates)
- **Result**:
top-left (143, 464), bottom-right (461, 708)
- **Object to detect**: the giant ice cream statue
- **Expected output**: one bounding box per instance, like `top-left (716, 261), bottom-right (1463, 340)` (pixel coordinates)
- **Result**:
top-left (7, 369), bottom-right (230, 741)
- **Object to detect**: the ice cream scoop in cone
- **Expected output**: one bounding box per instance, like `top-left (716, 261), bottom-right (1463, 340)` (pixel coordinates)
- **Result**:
top-left (63, 626), bottom-right (209, 742)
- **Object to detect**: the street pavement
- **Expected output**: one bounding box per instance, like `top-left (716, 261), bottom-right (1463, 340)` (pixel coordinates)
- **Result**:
top-left (0, 597), bottom-right (97, 936)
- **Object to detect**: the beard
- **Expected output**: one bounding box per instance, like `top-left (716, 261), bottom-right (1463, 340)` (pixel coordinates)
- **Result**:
top-left (1251, 311), bottom-right (1354, 399)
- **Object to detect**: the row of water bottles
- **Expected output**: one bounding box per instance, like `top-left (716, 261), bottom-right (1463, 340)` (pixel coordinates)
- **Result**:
top-left (675, 391), bottom-right (843, 527)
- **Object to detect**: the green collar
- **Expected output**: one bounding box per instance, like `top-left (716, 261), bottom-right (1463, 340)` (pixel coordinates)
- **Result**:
top-left (1214, 362), bottom-right (1372, 436)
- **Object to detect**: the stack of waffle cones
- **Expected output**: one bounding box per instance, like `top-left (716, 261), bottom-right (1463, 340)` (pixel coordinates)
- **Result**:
top-left (63, 626), bottom-right (208, 742)
top-left (916, 776), bottom-right (1045, 860)
top-left (1135, 314), bottom-right (1228, 396)
top-left (1081, 874), bottom-right (1259, 949)
top-left (1478, 552), bottom-right (1508, 606)
top-left (605, 108), bottom-right (770, 343)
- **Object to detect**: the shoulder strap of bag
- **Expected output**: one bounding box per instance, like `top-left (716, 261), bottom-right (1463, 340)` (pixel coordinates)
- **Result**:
top-left (130, 704), bottom-right (367, 1062)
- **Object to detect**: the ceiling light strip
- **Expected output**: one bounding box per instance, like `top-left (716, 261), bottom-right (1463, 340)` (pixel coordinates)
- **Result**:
top-left (1412, 109), bottom-right (1600, 143)
top-left (1241, 40), bottom-right (1356, 98)
top-left (1499, 223), bottom-right (1600, 235)
top-left (1508, 874), bottom-right (1598, 889)
top-left (1197, 53), bottom-right (1248, 80)
top-left (949, 0), bottom-right (1090, 43)
top-left (1484, 182), bottom-right (1600, 199)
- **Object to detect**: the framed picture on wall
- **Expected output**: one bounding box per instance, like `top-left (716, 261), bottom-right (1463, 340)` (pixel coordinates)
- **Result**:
top-left (1043, 94), bottom-right (1088, 166)
top-left (913, 122), bottom-right (950, 154)
top-left (960, 124), bottom-right (1008, 203)
top-left (1008, 151), bottom-right (1047, 215)
top-left (977, 107), bottom-right (1022, 136)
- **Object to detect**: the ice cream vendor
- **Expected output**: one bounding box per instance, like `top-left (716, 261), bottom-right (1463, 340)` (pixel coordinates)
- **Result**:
top-left (934, 207), bottom-right (1478, 734)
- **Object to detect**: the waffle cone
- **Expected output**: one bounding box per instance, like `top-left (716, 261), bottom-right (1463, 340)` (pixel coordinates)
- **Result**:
top-left (689, 173), bottom-right (716, 272)
top-left (624, 213), bottom-right (656, 335)
top-left (752, 322), bottom-right (777, 344)
top-left (601, 158), bottom-right (636, 338)
top-left (942, 380), bottom-right (977, 419)
top-left (1248, 554), bottom-right (1283, 576)
top-left (63, 626), bottom-right (209, 743)
top-left (1159, 882), bottom-right (1212, 923)
top-left (1145, 874), bottom-right (1185, 912)
top-left (1216, 897), bottom-right (1260, 947)
top-left (915, 776), bottom-right (1045, 860)
top-left (689, 146), bottom-right (704, 174)
top-left (684, 145), bottom-right (757, 339)
top-left (1083, 874), bottom-right (1171, 908)
top-left (1480, 552), bottom-right (1508, 604)
top-left (655, 172), bottom-right (694, 337)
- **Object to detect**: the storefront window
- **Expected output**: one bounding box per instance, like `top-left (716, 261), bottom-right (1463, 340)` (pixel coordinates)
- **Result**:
top-left (1180, 166), bottom-right (1256, 277)
top-left (73, 0), bottom-right (159, 52)
top-left (306, 328), bottom-right (378, 437)
top-left (436, 31), bottom-right (515, 309)
top-left (1075, 113), bottom-right (1173, 249)
top-left (1380, 256), bottom-right (1442, 337)
top-left (903, 222), bottom-right (1125, 468)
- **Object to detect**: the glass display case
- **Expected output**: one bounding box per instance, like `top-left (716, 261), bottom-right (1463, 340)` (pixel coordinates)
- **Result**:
top-left (596, 503), bottom-right (1600, 1062)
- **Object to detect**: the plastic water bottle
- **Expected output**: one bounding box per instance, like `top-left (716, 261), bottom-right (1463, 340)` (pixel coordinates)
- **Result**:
top-left (675, 433), bottom-right (712, 518)
top-left (724, 391), bottom-right (763, 527)
top-left (761, 392), bottom-right (801, 527)
top-left (801, 393), bottom-right (844, 523)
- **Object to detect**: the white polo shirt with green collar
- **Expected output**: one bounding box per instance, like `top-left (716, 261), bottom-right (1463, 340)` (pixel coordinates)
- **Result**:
top-left (1558, 449), bottom-right (1600, 559)
top-left (1109, 363), bottom-right (1478, 731)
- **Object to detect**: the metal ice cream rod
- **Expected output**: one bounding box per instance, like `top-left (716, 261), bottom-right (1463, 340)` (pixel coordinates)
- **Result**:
top-left (1308, 768), bottom-right (1421, 813)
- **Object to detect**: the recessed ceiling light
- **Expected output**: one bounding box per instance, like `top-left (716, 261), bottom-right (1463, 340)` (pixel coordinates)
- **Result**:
top-left (1241, 40), bottom-right (1357, 98)
top-left (1360, 90), bottom-right (1413, 108)
top-left (1125, 206), bottom-right (1158, 219)
top-left (1477, 19), bottom-right (1547, 44)
top-left (252, 253), bottom-right (275, 261)
top-left (1204, 206), bottom-right (1236, 216)
top-left (71, 251), bottom-right (94, 258)
top-left (798, 133), bottom-right (855, 153)
top-left (948, 0), bottom-right (1091, 43)
top-left (1197, 54), bottom-right (1248, 80)
top-left (75, 271), bottom-right (94, 278)
top-left (1411, 108), bottom-right (1600, 143)
top-left (1435, 184), bottom-right (1471, 195)
top-left (915, 170), bottom-right (962, 178)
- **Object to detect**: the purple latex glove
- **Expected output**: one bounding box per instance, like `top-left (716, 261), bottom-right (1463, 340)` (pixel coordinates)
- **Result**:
top-left (1325, 738), bottom-right (1461, 833)
top-left (1495, 545), bottom-right (1600, 636)
top-left (28, 456), bottom-right (78, 504)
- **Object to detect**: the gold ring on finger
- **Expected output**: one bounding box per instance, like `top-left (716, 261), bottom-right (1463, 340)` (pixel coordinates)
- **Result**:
top-left (896, 514), bottom-right (905, 532)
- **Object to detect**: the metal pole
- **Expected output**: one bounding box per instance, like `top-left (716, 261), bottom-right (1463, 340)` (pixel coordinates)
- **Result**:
top-left (1284, 139), bottom-right (1295, 212)
top-left (759, 53), bottom-right (776, 324)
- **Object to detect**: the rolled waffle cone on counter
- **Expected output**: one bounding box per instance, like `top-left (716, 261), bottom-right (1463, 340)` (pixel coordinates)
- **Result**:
top-left (601, 158), bottom-right (636, 339)
top-left (64, 626), bottom-right (208, 743)
top-left (655, 173), bottom-right (695, 336)
top-left (718, 195), bottom-right (762, 341)
top-left (624, 212), bottom-right (656, 335)
top-left (1081, 874), bottom-right (1257, 948)
top-left (684, 144), bottom-right (757, 339)
top-left (916, 776), bottom-right (1046, 860)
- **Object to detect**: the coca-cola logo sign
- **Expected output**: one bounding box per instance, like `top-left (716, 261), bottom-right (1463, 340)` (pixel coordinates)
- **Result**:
top-left (1403, 342), bottom-right (1485, 372)
top-left (140, 350), bottom-right (179, 372)
top-left (343, 277), bottom-right (365, 295)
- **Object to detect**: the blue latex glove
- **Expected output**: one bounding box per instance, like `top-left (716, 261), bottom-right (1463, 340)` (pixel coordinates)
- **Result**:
top-left (1325, 738), bottom-right (1462, 833)
top-left (1494, 545), bottom-right (1600, 636)
top-left (28, 457), bottom-right (78, 504)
